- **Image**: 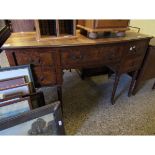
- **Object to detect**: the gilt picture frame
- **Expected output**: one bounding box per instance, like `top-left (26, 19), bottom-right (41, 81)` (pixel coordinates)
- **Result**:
top-left (0, 83), bottom-right (31, 99)
top-left (0, 65), bottom-right (35, 91)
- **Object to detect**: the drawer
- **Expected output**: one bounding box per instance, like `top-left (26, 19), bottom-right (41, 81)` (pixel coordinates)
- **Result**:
top-left (14, 49), bottom-right (54, 66)
top-left (61, 45), bottom-right (121, 68)
top-left (94, 20), bottom-right (129, 28)
top-left (123, 40), bottom-right (148, 57)
top-left (120, 56), bottom-right (144, 72)
top-left (32, 66), bottom-right (57, 87)
top-left (61, 46), bottom-right (100, 67)
top-left (119, 40), bottom-right (149, 72)
top-left (97, 45), bottom-right (122, 62)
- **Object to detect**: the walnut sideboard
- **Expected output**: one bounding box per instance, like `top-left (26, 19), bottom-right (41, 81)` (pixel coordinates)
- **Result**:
top-left (0, 31), bottom-right (152, 106)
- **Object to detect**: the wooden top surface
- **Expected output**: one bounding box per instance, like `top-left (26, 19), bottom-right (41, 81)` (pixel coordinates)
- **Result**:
top-left (1, 30), bottom-right (152, 50)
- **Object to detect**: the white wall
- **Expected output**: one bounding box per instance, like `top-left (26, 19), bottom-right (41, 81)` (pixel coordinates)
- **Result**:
top-left (130, 20), bottom-right (155, 36)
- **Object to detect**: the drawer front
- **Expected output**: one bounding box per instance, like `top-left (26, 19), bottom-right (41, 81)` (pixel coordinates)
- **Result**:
top-left (123, 40), bottom-right (148, 58)
top-left (120, 40), bottom-right (149, 72)
top-left (61, 45), bottom-right (121, 68)
top-left (98, 45), bottom-right (122, 63)
top-left (61, 46), bottom-right (100, 67)
top-left (14, 49), bottom-right (54, 66)
top-left (121, 57), bottom-right (144, 72)
top-left (32, 66), bottom-right (57, 87)
top-left (95, 20), bottom-right (129, 28)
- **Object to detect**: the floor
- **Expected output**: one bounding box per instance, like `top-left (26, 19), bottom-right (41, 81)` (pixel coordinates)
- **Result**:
top-left (41, 70), bottom-right (155, 135)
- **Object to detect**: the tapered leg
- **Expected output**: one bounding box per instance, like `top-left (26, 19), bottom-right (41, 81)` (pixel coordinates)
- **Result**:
top-left (132, 72), bottom-right (142, 95)
top-left (152, 82), bottom-right (155, 89)
top-left (57, 85), bottom-right (63, 112)
top-left (128, 70), bottom-right (138, 97)
top-left (111, 73), bottom-right (120, 105)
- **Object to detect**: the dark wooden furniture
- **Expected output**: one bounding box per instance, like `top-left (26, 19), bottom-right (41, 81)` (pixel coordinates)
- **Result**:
top-left (107, 39), bottom-right (150, 103)
top-left (35, 20), bottom-right (76, 41)
top-left (1, 31), bottom-right (152, 105)
top-left (132, 38), bottom-right (155, 94)
top-left (77, 20), bottom-right (130, 38)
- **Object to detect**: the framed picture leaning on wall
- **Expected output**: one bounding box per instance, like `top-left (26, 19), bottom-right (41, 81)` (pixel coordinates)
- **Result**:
top-left (0, 101), bottom-right (65, 135)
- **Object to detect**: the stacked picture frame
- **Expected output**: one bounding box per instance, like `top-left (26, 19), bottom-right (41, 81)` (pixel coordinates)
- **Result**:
top-left (0, 65), bottom-right (45, 120)
top-left (0, 64), bottom-right (65, 135)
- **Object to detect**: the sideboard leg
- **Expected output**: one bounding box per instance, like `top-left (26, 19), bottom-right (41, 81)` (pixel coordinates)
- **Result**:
top-left (128, 70), bottom-right (138, 97)
top-left (111, 73), bottom-right (120, 105)
top-left (57, 85), bottom-right (63, 113)
top-left (152, 82), bottom-right (155, 89)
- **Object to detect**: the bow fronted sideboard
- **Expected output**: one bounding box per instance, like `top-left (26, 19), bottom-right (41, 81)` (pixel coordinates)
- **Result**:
top-left (1, 31), bottom-right (152, 105)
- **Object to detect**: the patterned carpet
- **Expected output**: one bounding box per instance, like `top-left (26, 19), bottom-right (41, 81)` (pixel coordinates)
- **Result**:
top-left (41, 70), bottom-right (155, 135)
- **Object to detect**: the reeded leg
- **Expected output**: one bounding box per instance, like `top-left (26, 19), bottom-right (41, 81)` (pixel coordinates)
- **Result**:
top-left (111, 73), bottom-right (120, 105)
top-left (152, 82), bottom-right (155, 89)
top-left (128, 70), bottom-right (138, 97)
top-left (132, 74), bottom-right (142, 96)
top-left (57, 85), bottom-right (63, 112)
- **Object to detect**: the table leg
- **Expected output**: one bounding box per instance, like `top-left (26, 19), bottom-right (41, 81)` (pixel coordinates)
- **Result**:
top-left (111, 73), bottom-right (120, 105)
top-left (152, 82), bottom-right (155, 89)
top-left (128, 70), bottom-right (138, 97)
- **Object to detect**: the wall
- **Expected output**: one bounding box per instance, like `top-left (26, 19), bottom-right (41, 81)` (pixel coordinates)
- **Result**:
top-left (130, 20), bottom-right (155, 36)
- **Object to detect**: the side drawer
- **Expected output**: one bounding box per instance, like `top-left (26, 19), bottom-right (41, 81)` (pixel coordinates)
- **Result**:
top-left (14, 49), bottom-right (55, 66)
top-left (119, 40), bottom-right (149, 72)
top-left (32, 66), bottom-right (57, 87)
top-left (123, 40), bottom-right (148, 58)
top-left (120, 56), bottom-right (144, 72)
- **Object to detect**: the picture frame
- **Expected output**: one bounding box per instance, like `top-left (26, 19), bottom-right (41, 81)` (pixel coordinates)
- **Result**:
top-left (0, 101), bottom-right (65, 135)
top-left (0, 76), bottom-right (26, 91)
top-left (0, 65), bottom-right (35, 91)
top-left (0, 97), bottom-right (32, 120)
top-left (0, 91), bottom-right (46, 109)
top-left (0, 83), bottom-right (31, 99)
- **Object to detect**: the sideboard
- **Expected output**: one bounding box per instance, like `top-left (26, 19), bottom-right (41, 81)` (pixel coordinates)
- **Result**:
top-left (0, 31), bottom-right (152, 106)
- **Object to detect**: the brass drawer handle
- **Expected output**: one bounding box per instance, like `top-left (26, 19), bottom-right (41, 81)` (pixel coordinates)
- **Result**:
top-left (129, 45), bottom-right (136, 53)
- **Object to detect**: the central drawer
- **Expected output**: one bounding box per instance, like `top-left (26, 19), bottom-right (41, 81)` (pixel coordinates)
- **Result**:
top-left (61, 45), bottom-right (121, 68)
